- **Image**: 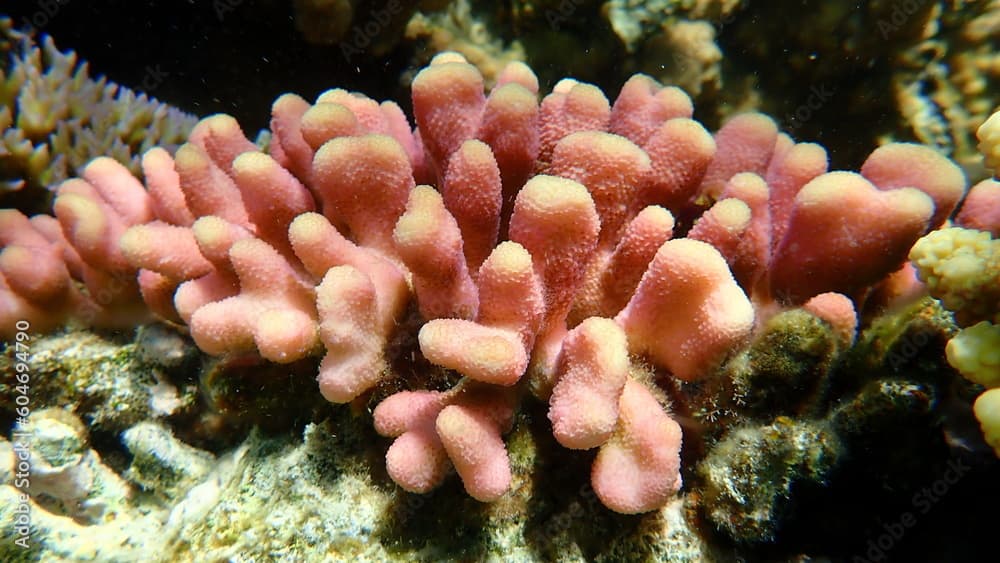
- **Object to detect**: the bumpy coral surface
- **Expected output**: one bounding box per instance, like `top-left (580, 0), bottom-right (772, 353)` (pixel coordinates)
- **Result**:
top-left (910, 227), bottom-right (1000, 327)
top-left (0, 51), bottom-right (972, 513)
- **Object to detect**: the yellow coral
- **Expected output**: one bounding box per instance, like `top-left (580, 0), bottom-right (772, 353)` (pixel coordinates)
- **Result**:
top-left (979, 108), bottom-right (1000, 172)
top-left (909, 227), bottom-right (1000, 326)
top-left (946, 321), bottom-right (1000, 387)
top-left (973, 388), bottom-right (1000, 457)
top-left (911, 222), bottom-right (1000, 458)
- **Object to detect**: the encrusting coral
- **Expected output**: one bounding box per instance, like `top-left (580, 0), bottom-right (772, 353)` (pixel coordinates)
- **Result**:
top-left (0, 51), bottom-right (976, 514)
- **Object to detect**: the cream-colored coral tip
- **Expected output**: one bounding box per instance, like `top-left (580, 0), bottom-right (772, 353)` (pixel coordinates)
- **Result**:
top-left (709, 198), bottom-right (751, 232)
top-left (429, 51), bottom-right (469, 65)
top-left (946, 321), bottom-right (1000, 388)
top-left (973, 388), bottom-right (1000, 457)
top-left (393, 186), bottom-right (443, 246)
top-left (978, 109), bottom-right (1000, 172)
top-left (483, 241), bottom-right (532, 277)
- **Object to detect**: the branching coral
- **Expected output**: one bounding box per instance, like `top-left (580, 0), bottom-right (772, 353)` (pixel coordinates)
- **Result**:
top-left (1, 51), bottom-right (972, 513)
top-left (0, 18), bottom-right (196, 211)
top-left (891, 1), bottom-right (1000, 180)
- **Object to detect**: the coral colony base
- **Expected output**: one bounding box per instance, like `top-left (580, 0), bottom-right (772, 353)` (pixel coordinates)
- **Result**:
top-left (1, 50), bottom-right (1000, 523)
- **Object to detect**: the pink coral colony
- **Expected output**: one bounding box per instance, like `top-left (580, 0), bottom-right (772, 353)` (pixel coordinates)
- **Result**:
top-left (0, 52), bottom-right (970, 514)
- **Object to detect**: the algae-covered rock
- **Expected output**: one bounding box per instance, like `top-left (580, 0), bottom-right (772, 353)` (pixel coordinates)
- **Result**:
top-left (122, 422), bottom-right (214, 502)
top-left (694, 294), bottom-right (976, 547)
top-left (0, 408), bottom-right (159, 562)
top-left (1, 402), bottom-right (723, 561)
top-left (730, 309), bottom-right (843, 418)
top-left (4, 408), bottom-right (131, 524)
top-left (842, 297), bottom-right (957, 383)
top-left (698, 417), bottom-right (842, 542)
top-left (0, 304), bottom-right (981, 561)
top-left (0, 329), bottom-right (201, 437)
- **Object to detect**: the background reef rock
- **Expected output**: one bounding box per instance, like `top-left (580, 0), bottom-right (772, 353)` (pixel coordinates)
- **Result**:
top-left (3, 1), bottom-right (996, 178)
